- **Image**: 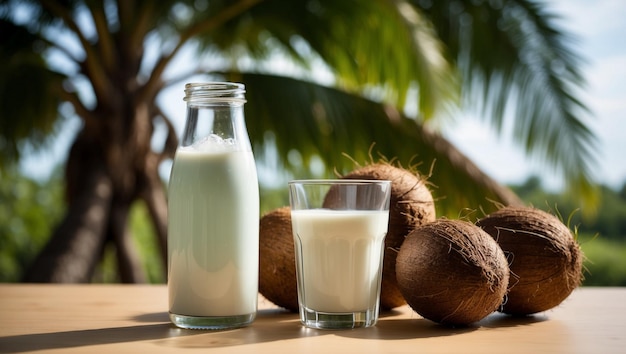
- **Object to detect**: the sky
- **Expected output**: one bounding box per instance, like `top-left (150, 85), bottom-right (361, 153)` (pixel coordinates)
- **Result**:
top-left (443, 0), bottom-right (626, 190)
top-left (19, 0), bottom-right (626, 191)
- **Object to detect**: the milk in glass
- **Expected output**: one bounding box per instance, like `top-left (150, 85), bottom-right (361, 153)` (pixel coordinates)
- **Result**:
top-left (291, 209), bottom-right (389, 312)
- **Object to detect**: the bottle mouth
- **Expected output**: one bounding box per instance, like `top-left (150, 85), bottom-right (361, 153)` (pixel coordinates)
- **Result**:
top-left (184, 82), bottom-right (246, 104)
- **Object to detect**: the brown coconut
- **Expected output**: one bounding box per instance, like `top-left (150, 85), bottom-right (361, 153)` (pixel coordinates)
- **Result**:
top-left (396, 219), bottom-right (510, 326)
top-left (258, 206), bottom-right (299, 312)
top-left (476, 206), bottom-right (584, 315)
top-left (341, 163), bottom-right (436, 309)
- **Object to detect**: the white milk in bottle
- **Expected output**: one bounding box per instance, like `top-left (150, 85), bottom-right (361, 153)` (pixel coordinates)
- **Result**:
top-left (168, 82), bottom-right (259, 330)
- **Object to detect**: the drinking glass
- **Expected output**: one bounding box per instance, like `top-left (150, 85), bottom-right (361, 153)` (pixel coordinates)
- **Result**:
top-left (288, 179), bottom-right (391, 329)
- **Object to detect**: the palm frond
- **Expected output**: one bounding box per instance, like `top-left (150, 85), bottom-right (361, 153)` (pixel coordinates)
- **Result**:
top-left (418, 0), bottom-right (598, 203)
top-left (0, 19), bottom-right (67, 166)
top-left (203, 0), bottom-right (459, 120)
top-left (236, 72), bottom-right (521, 217)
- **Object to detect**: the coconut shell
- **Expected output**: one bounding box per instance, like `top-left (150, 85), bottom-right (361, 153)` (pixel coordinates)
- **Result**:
top-left (341, 163), bottom-right (436, 310)
top-left (396, 219), bottom-right (509, 326)
top-left (476, 206), bottom-right (583, 315)
top-left (258, 206), bottom-right (299, 312)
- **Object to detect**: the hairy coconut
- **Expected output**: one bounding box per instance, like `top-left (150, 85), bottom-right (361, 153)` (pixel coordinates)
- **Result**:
top-left (476, 206), bottom-right (584, 315)
top-left (258, 206), bottom-right (298, 312)
top-left (396, 219), bottom-right (509, 326)
top-left (341, 163), bottom-right (436, 309)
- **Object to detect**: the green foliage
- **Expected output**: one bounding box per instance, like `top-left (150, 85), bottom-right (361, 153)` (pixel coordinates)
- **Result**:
top-left (0, 166), bottom-right (65, 282)
top-left (260, 187), bottom-right (290, 215)
top-left (90, 201), bottom-right (166, 283)
top-left (90, 244), bottom-right (119, 283)
top-left (130, 201), bottom-right (165, 283)
top-left (0, 19), bottom-right (67, 166)
top-left (513, 177), bottom-right (626, 241)
top-left (579, 235), bottom-right (626, 286)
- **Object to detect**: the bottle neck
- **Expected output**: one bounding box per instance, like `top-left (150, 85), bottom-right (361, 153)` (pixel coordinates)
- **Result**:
top-left (180, 82), bottom-right (250, 151)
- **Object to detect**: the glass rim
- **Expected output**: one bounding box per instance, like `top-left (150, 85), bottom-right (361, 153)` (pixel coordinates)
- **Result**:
top-left (288, 179), bottom-right (391, 185)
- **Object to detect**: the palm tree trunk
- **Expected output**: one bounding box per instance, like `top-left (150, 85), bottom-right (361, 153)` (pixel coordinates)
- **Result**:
top-left (140, 155), bottom-right (169, 274)
top-left (109, 200), bottom-right (146, 283)
top-left (23, 131), bottom-right (112, 282)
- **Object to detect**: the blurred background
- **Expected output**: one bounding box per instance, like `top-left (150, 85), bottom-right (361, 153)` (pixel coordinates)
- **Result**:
top-left (1, 0), bottom-right (624, 285)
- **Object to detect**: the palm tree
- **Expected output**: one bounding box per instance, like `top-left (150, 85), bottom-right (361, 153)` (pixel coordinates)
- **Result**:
top-left (0, 0), bottom-right (597, 282)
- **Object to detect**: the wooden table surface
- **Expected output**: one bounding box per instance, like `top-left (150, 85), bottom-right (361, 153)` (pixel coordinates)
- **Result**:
top-left (0, 285), bottom-right (624, 353)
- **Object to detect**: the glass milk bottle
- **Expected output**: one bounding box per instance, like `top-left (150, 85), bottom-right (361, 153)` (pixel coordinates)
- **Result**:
top-left (168, 82), bottom-right (260, 329)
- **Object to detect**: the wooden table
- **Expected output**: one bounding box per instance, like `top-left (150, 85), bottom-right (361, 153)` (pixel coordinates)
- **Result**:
top-left (0, 285), bottom-right (624, 353)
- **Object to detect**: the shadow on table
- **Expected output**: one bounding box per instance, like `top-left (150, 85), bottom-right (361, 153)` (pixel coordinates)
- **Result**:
top-left (337, 309), bottom-right (477, 340)
top-left (153, 308), bottom-right (305, 348)
top-left (0, 322), bottom-right (179, 353)
top-left (478, 311), bottom-right (549, 328)
top-left (0, 308), bottom-right (549, 351)
top-left (153, 309), bottom-right (477, 348)
top-left (337, 310), bottom-right (550, 341)
top-left (0, 309), bottom-right (299, 352)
